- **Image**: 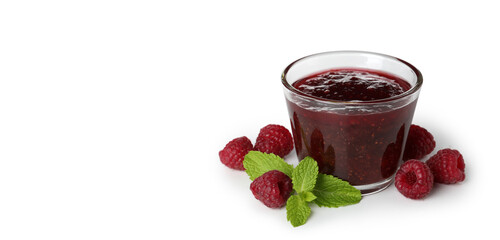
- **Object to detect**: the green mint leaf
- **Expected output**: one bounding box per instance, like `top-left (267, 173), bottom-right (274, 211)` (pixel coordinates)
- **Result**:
top-left (292, 156), bottom-right (318, 193)
top-left (243, 151), bottom-right (294, 181)
top-left (312, 173), bottom-right (362, 208)
top-left (286, 194), bottom-right (311, 227)
top-left (299, 191), bottom-right (317, 202)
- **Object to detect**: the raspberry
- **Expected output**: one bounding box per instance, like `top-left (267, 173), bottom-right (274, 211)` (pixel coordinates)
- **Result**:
top-left (254, 124), bottom-right (294, 158)
top-left (403, 124), bottom-right (436, 161)
top-left (250, 170), bottom-right (293, 208)
top-left (426, 149), bottom-right (465, 184)
top-left (219, 136), bottom-right (253, 170)
top-left (395, 160), bottom-right (434, 199)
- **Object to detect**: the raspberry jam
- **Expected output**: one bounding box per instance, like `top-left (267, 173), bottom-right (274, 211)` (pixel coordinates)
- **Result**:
top-left (292, 69), bottom-right (411, 101)
top-left (287, 69), bottom-right (417, 186)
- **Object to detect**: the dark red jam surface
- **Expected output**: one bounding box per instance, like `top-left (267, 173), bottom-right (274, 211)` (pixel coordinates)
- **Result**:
top-left (292, 69), bottom-right (411, 101)
top-left (287, 68), bottom-right (416, 185)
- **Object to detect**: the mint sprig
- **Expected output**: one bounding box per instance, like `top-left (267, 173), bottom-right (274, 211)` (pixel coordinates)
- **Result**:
top-left (313, 173), bottom-right (362, 208)
top-left (292, 156), bottom-right (318, 193)
top-left (243, 151), bottom-right (294, 181)
top-left (287, 157), bottom-right (318, 227)
top-left (286, 194), bottom-right (310, 227)
top-left (243, 151), bottom-right (362, 227)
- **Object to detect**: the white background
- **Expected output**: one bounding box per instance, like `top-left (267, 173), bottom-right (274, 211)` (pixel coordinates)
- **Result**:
top-left (1, 0), bottom-right (498, 239)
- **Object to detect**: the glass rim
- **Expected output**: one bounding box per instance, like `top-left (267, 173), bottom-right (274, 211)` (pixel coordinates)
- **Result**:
top-left (281, 50), bottom-right (423, 104)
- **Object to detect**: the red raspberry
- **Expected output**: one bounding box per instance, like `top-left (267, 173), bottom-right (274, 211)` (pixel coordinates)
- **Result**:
top-left (426, 149), bottom-right (465, 184)
top-left (395, 160), bottom-right (434, 199)
top-left (254, 124), bottom-right (294, 158)
top-left (403, 124), bottom-right (436, 161)
top-left (250, 170), bottom-right (293, 208)
top-left (219, 136), bottom-right (253, 170)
